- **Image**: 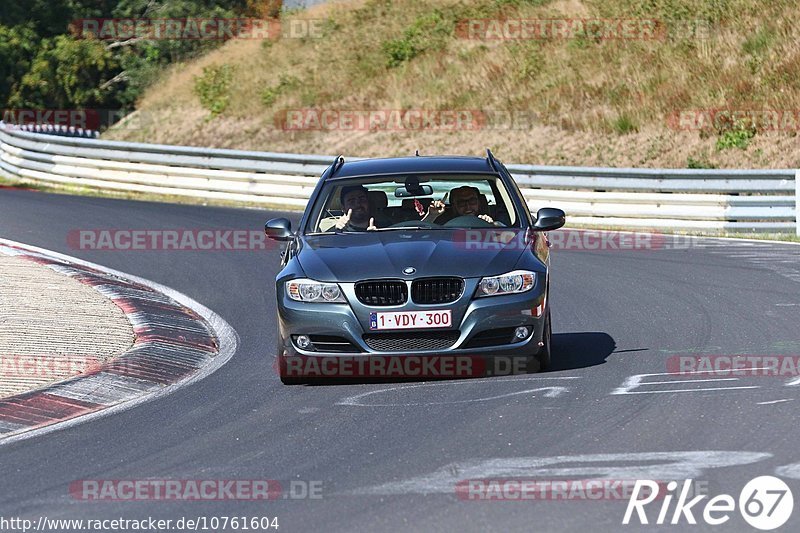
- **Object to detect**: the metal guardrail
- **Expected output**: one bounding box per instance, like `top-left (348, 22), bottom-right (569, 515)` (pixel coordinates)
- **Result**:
top-left (0, 122), bottom-right (797, 233)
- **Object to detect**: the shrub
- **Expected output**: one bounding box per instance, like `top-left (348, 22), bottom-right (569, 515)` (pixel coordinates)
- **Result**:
top-left (686, 156), bottom-right (717, 169)
top-left (716, 121), bottom-right (756, 150)
top-left (193, 64), bottom-right (235, 118)
top-left (383, 11), bottom-right (452, 67)
top-left (261, 75), bottom-right (300, 107)
top-left (612, 113), bottom-right (638, 134)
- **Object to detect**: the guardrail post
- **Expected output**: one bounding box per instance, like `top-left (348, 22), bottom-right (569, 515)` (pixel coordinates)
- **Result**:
top-left (796, 170), bottom-right (800, 236)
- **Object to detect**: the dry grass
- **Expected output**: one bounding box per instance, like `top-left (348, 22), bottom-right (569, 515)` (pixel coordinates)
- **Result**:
top-left (105, 0), bottom-right (800, 168)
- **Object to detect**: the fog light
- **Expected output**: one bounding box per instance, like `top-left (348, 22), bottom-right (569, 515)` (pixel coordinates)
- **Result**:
top-left (296, 335), bottom-right (312, 350)
top-left (514, 326), bottom-right (531, 341)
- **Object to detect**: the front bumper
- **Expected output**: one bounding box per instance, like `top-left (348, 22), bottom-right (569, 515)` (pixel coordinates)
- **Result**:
top-left (276, 277), bottom-right (547, 358)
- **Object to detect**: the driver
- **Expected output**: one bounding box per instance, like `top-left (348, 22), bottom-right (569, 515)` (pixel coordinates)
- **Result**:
top-left (423, 186), bottom-right (497, 224)
top-left (334, 185), bottom-right (379, 231)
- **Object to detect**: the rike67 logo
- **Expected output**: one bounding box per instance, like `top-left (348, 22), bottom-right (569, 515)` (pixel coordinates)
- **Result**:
top-left (623, 476), bottom-right (793, 530)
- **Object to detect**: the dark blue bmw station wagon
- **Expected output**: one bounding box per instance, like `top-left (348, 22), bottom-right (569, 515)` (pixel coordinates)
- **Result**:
top-left (265, 151), bottom-right (565, 384)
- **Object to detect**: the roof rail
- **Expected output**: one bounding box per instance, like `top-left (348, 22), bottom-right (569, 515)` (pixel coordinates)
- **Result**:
top-left (486, 148), bottom-right (499, 172)
top-left (415, 150), bottom-right (420, 156)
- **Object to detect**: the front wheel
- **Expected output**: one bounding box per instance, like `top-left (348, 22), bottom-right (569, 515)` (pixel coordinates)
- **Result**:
top-left (535, 310), bottom-right (552, 371)
top-left (277, 353), bottom-right (306, 385)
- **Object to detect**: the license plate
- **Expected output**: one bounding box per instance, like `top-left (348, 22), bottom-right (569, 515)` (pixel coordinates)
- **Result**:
top-left (369, 310), bottom-right (452, 330)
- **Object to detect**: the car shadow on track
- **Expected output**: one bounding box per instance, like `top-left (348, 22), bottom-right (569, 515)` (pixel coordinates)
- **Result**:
top-left (280, 332), bottom-right (617, 386)
top-left (549, 332), bottom-right (616, 372)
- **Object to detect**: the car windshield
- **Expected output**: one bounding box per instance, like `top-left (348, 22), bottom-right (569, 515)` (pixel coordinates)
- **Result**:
top-left (306, 174), bottom-right (520, 234)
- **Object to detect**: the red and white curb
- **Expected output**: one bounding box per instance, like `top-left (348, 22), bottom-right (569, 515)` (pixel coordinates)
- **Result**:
top-left (0, 238), bottom-right (238, 445)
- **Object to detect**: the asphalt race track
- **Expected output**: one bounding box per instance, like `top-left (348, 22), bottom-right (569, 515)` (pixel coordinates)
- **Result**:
top-left (3, 188), bottom-right (800, 532)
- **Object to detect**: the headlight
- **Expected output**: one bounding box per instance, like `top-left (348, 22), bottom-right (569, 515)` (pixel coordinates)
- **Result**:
top-left (286, 279), bottom-right (346, 303)
top-left (476, 270), bottom-right (536, 297)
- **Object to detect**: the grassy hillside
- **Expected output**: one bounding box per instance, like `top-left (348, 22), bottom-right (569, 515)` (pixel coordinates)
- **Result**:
top-left (105, 0), bottom-right (800, 168)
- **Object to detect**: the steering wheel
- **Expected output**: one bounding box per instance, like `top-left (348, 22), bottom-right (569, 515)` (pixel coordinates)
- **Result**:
top-left (389, 220), bottom-right (436, 228)
top-left (443, 215), bottom-right (496, 228)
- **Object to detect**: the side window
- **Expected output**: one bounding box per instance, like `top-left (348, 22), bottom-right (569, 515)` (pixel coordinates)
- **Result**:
top-left (491, 179), bottom-right (518, 226)
top-left (314, 186), bottom-right (346, 232)
top-left (476, 182), bottom-right (496, 215)
top-left (480, 184), bottom-right (496, 206)
top-left (324, 186), bottom-right (346, 216)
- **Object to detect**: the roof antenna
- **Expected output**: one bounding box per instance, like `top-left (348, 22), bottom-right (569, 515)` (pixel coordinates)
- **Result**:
top-left (415, 150), bottom-right (420, 156)
top-left (486, 148), bottom-right (499, 171)
top-left (324, 155), bottom-right (345, 179)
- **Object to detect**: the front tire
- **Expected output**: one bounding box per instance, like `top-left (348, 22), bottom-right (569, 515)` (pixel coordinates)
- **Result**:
top-left (535, 310), bottom-right (552, 371)
top-left (277, 353), bottom-right (306, 385)
top-left (280, 373), bottom-right (305, 385)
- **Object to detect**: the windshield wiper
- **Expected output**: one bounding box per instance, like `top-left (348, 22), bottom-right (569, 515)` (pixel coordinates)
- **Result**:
top-left (308, 226), bottom-right (445, 234)
top-left (372, 226), bottom-right (430, 231)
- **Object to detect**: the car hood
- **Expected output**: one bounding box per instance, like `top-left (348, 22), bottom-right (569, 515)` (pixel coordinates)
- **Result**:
top-left (297, 230), bottom-right (527, 282)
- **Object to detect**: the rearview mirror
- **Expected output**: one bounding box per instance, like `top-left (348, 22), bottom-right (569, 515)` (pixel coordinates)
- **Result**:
top-left (264, 218), bottom-right (293, 241)
top-left (395, 184), bottom-right (433, 197)
top-left (532, 208), bottom-right (565, 231)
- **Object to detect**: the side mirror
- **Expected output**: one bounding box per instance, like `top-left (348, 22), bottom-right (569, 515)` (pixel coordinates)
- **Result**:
top-left (264, 218), bottom-right (293, 241)
top-left (532, 208), bottom-right (565, 232)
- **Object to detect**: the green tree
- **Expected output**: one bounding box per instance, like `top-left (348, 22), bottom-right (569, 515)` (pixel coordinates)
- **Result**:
top-left (0, 0), bottom-right (268, 120)
top-left (0, 0), bottom-right (116, 37)
top-left (0, 24), bottom-right (39, 107)
top-left (9, 35), bottom-right (119, 108)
